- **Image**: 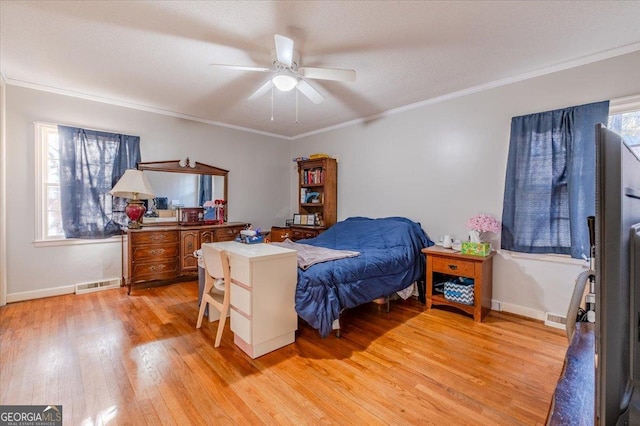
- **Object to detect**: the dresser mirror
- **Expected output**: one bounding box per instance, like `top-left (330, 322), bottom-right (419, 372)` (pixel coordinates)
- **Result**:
top-left (137, 159), bottom-right (228, 222)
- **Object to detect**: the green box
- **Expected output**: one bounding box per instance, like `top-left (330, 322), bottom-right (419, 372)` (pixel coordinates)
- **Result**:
top-left (461, 242), bottom-right (491, 256)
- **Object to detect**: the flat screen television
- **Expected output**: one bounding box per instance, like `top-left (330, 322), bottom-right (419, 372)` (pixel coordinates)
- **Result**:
top-left (595, 123), bottom-right (640, 425)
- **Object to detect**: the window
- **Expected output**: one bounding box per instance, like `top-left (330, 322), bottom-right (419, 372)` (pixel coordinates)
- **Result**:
top-left (501, 101), bottom-right (610, 259)
top-left (501, 98), bottom-right (640, 259)
top-left (608, 109), bottom-right (640, 156)
top-left (35, 122), bottom-right (64, 240)
top-left (35, 122), bottom-right (141, 243)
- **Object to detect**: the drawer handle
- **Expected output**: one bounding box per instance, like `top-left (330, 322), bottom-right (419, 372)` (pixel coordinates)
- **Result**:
top-left (448, 264), bottom-right (458, 270)
top-left (149, 249), bottom-right (165, 256)
top-left (149, 265), bottom-right (166, 272)
top-left (150, 235), bottom-right (167, 241)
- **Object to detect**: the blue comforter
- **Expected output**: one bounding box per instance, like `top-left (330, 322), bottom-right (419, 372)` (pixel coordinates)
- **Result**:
top-left (295, 217), bottom-right (433, 337)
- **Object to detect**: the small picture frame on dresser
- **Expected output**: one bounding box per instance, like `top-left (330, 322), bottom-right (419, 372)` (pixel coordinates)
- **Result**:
top-left (307, 214), bottom-right (316, 225)
top-left (293, 214), bottom-right (302, 225)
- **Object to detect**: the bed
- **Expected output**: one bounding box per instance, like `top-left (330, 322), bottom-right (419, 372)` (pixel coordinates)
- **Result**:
top-left (275, 216), bottom-right (433, 337)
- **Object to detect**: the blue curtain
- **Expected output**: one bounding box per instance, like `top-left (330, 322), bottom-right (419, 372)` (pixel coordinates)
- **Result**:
top-left (58, 126), bottom-right (141, 238)
top-left (198, 174), bottom-right (212, 207)
top-left (501, 101), bottom-right (609, 259)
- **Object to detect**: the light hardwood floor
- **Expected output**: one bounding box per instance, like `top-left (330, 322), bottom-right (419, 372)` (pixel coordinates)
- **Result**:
top-left (0, 281), bottom-right (567, 425)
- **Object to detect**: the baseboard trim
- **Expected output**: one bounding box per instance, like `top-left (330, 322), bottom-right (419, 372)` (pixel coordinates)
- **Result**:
top-left (491, 300), bottom-right (546, 322)
top-left (6, 285), bottom-right (75, 303)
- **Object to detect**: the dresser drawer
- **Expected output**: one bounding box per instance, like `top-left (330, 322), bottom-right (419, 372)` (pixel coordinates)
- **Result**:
top-left (213, 227), bottom-right (243, 242)
top-left (431, 256), bottom-right (475, 277)
top-left (131, 230), bottom-right (179, 245)
top-left (291, 227), bottom-right (320, 240)
top-left (131, 243), bottom-right (179, 261)
top-left (131, 259), bottom-right (179, 281)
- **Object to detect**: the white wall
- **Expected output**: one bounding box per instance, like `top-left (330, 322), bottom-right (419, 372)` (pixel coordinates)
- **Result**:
top-left (5, 85), bottom-right (290, 300)
top-left (294, 50), bottom-right (640, 319)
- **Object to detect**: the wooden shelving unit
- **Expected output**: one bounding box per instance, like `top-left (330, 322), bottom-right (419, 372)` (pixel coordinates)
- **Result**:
top-left (294, 157), bottom-right (337, 239)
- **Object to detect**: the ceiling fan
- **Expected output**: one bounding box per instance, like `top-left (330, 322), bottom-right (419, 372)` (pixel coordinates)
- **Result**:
top-left (210, 34), bottom-right (356, 105)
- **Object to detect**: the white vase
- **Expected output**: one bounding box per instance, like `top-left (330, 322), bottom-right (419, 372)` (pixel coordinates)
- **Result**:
top-left (469, 230), bottom-right (481, 243)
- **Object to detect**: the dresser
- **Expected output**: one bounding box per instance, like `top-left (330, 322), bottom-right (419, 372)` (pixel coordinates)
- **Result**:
top-left (125, 222), bottom-right (248, 294)
top-left (203, 241), bottom-right (298, 358)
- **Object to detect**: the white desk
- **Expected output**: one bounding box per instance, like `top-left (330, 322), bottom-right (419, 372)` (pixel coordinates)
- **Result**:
top-left (203, 242), bottom-right (298, 358)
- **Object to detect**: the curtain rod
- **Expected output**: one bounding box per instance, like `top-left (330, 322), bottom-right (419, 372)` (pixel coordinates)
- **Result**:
top-left (33, 120), bottom-right (138, 137)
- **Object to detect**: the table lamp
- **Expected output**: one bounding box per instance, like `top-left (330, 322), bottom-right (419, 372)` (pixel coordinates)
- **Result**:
top-left (109, 169), bottom-right (155, 229)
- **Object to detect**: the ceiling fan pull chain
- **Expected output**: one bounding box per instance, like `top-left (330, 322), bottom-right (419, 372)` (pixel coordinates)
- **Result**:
top-left (270, 85), bottom-right (274, 122)
top-left (295, 90), bottom-right (299, 124)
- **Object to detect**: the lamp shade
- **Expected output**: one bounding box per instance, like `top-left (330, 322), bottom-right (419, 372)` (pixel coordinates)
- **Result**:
top-left (109, 169), bottom-right (155, 200)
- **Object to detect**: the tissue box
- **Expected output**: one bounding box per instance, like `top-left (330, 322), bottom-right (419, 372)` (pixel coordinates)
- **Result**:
top-left (444, 280), bottom-right (474, 305)
top-left (461, 242), bottom-right (491, 256)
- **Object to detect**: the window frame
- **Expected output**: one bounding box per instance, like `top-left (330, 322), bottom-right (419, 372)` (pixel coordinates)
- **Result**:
top-left (34, 122), bottom-right (63, 243)
top-left (608, 94), bottom-right (640, 156)
top-left (500, 97), bottom-right (640, 263)
top-left (34, 122), bottom-right (122, 247)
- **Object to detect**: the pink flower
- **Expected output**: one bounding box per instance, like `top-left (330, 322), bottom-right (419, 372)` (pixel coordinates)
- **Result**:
top-left (203, 200), bottom-right (215, 208)
top-left (465, 214), bottom-right (500, 233)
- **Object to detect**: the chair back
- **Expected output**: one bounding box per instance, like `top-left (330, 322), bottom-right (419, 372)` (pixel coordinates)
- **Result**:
top-left (197, 244), bottom-right (231, 346)
top-left (202, 244), bottom-right (230, 284)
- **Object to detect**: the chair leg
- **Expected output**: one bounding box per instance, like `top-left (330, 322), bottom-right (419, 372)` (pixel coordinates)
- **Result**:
top-left (214, 307), bottom-right (228, 347)
top-left (196, 298), bottom-right (208, 329)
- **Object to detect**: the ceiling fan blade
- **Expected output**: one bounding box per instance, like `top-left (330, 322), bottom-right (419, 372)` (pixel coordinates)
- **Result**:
top-left (274, 34), bottom-right (294, 67)
top-left (298, 67), bottom-right (356, 82)
top-left (210, 63), bottom-right (270, 72)
top-left (248, 80), bottom-right (273, 101)
top-left (296, 80), bottom-right (324, 104)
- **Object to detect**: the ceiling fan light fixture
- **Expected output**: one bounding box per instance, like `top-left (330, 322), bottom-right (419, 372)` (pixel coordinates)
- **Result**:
top-left (272, 73), bottom-right (298, 91)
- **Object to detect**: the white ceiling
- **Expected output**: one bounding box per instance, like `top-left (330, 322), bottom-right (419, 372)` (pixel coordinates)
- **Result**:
top-left (2, 1), bottom-right (640, 139)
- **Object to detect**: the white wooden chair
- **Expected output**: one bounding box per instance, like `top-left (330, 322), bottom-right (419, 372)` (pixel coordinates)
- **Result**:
top-left (196, 245), bottom-right (231, 347)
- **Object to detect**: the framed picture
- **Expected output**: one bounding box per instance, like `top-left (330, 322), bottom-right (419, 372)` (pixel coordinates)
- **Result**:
top-left (300, 215), bottom-right (308, 225)
top-left (307, 214), bottom-right (316, 226)
top-left (305, 191), bottom-right (320, 203)
top-left (293, 214), bottom-right (302, 225)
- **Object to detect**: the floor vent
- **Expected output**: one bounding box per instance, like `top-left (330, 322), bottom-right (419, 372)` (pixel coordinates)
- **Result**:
top-left (544, 312), bottom-right (567, 330)
top-left (75, 279), bottom-right (120, 295)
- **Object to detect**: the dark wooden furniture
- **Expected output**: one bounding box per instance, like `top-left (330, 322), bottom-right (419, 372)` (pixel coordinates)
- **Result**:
top-left (297, 157), bottom-right (337, 235)
top-left (125, 222), bottom-right (247, 294)
top-left (546, 322), bottom-right (595, 425)
top-left (290, 225), bottom-right (325, 241)
top-left (422, 245), bottom-right (494, 322)
top-left (270, 226), bottom-right (291, 242)
top-left (269, 225), bottom-right (326, 242)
